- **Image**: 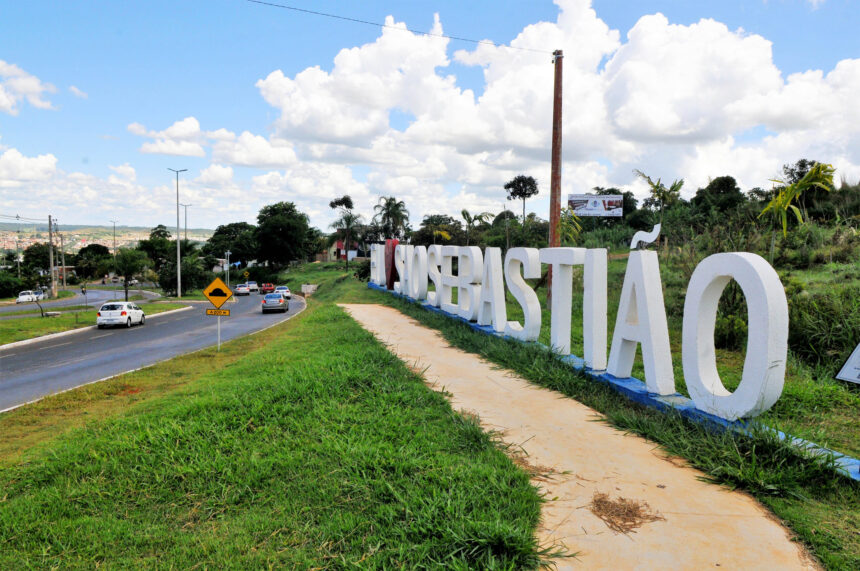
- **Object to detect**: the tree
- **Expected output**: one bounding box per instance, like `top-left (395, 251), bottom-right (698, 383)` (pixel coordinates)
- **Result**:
top-left (329, 195), bottom-right (357, 270)
top-left (634, 169), bottom-right (683, 224)
top-left (410, 214), bottom-right (464, 247)
top-left (149, 224), bottom-right (172, 240)
top-left (691, 176), bottom-right (746, 217)
top-left (114, 248), bottom-right (149, 301)
top-left (461, 209), bottom-right (492, 246)
top-left (330, 211), bottom-right (363, 270)
top-left (202, 222), bottom-right (257, 268)
top-left (504, 175), bottom-right (539, 227)
top-left (759, 162), bottom-right (835, 262)
top-left (372, 196), bottom-right (410, 240)
top-left (157, 253), bottom-right (210, 297)
top-left (75, 243), bottom-right (111, 279)
top-left (255, 202), bottom-right (311, 268)
top-left (22, 242), bottom-right (51, 272)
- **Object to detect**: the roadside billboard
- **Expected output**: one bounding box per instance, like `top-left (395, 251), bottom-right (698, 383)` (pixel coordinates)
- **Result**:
top-left (568, 194), bottom-right (623, 217)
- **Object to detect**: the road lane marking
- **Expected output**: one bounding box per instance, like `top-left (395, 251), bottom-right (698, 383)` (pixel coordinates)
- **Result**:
top-left (91, 334), bottom-right (110, 339)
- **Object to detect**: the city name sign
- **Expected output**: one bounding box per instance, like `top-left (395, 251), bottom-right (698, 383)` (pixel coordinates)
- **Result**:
top-left (369, 243), bottom-right (789, 421)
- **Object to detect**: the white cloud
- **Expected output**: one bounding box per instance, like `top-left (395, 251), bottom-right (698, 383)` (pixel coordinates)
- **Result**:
top-left (211, 132), bottom-right (297, 167)
top-left (0, 60), bottom-right (56, 115)
top-left (0, 148), bottom-right (58, 187)
top-left (69, 85), bottom-right (88, 99)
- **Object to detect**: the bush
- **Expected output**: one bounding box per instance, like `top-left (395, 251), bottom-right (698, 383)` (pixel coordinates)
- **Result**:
top-left (788, 285), bottom-right (860, 369)
top-left (351, 259), bottom-right (371, 281)
top-left (0, 272), bottom-right (23, 298)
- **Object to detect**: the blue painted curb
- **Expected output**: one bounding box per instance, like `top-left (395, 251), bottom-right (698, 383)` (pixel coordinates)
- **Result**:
top-left (367, 282), bottom-right (860, 482)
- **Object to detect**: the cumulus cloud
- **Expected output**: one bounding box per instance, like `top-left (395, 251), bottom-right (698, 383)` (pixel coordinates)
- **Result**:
top-left (0, 148), bottom-right (58, 187)
top-left (129, 117), bottom-right (207, 157)
top-left (0, 60), bottom-right (56, 115)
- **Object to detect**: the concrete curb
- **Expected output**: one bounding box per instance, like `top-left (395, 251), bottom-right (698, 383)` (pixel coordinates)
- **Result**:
top-left (0, 306), bottom-right (194, 352)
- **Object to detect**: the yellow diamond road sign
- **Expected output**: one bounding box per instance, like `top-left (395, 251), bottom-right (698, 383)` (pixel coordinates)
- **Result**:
top-left (203, 277), bottom-right (233, 309)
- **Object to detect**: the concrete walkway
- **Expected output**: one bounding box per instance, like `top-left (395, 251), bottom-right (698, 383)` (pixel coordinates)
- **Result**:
top-left (340, 304), bottom-right (818, 570)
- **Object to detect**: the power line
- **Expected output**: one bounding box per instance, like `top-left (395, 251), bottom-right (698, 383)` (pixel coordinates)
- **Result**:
top-left (246, 0), bottom-right (553, 54)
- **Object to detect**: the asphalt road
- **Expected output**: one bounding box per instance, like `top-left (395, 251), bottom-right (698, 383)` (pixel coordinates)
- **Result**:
top-left (0, 287), bottom-right (151, 315)
top-left (0, 293), bottom-right (305, 411)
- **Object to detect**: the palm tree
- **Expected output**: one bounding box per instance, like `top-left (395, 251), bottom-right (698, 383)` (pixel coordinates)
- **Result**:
top-left (330, 211), bottom-right (363, 271)
top-left (758, 162), bottom-right (835, 262)
top-left (634, 169), bottom-right (683, 225)
top-left (373, 196), bottom-right (410, 239)
top-left (461, 209), bottom-right (492, 246)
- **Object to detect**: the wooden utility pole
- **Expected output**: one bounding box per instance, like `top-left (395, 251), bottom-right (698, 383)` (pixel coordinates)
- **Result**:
top-left (548, 49), bottom-right (563, 303)
top-left (48, 215), bottom-right (56, 298)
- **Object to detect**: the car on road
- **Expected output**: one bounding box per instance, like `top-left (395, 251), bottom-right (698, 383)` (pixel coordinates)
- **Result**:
top-left (235, 284), bottom-right (250, 296)
top-left (16, 290), bottom-right (45, 303)
top-left (247, 281), bottom-right (259, 292)
top-left (261, 292), bottom-right (288, 313)
top-left (274, 285), bottom-right (291, 299)
top-left (97, 302), bottom-right (145, 328)
top-left (260, 283), bottom-right (275, 294)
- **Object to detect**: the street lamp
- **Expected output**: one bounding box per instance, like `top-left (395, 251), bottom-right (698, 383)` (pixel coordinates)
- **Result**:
top-left (179, 203), bottom-right (192, 241)
top-left (225, 250), bottom-right (231, 289)
top-left (168, 168), bottom-right (187, 298)
top-left (109, 219), bottom-right (118, 283)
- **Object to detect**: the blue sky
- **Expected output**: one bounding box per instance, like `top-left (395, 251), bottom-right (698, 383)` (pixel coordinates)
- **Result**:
top-left (1, 0), bottom-right (857, 231)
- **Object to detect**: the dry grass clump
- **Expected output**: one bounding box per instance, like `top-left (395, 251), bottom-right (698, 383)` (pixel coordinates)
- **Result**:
top-left (589, 491), bottom-right (665, 534)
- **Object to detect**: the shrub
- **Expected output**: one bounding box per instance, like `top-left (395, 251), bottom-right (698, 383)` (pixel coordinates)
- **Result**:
top-left (788, 285), bottom-right (860, 370)
top-left (0, 272), bottom-right (24, 298)
top-left (352, 259), bottom-right (371, 281)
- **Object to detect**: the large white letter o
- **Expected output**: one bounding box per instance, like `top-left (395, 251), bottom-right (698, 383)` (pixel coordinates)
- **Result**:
top-left (682, 253), bottom-right (788, 420)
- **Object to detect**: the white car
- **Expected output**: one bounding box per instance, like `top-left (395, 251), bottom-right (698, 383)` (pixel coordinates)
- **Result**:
top-left (235, 284), bottom-right (250, 296)
top-left (247, 281), bottom-right (259, 292)
top-left (274, 285), bottom-right (291, 300)
top-left (97, 302), bottom-right (145, 328)
top-left (16, 290), bottom-right (44, 303)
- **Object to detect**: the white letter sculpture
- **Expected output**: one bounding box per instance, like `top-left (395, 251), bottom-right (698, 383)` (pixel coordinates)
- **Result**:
top-left (408, 246), bottom-right (428, 301)
top-left (504, 248), bottom-right (541, 341)
top-left (439, 245), bottom-right (458, 315)
top-left (540, 247), bottom-right (585, 355)
top-left (607, 250), bottom-right (675, 395)
top-left (369, 244), bottom-right (382, 285)
top-left (457, 247), bottom-right (483, 320)
top-left (477, 247), bottom-right (507, 332)
top-left (539, 247), bottom-right (608, 369)
top-left (393, 244), bottom-right (410, 294)
top-left (585, 249), bottom-right (608, 370)
top-left (427, 245), bottom-right (443, 307)
top-left (682, 253), bottom-right (788, 420)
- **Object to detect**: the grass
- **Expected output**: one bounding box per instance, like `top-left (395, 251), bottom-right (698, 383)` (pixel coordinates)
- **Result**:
top-left (0, 288), bottom-right (548, 568)
top-left (357, 269), bottom-right (860, 569)
top-left (0, 302), bottom-right (188, 345)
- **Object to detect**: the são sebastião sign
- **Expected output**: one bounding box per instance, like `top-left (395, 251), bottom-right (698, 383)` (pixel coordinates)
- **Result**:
top-left (369, 243), bottom-right (788, 422)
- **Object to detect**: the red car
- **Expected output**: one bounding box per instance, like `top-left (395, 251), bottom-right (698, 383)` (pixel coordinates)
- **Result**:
top-left (260, 283), bottom-right (275, 294)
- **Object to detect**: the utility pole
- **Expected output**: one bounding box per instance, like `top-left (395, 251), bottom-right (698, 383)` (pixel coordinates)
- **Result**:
top-left (168, 168), bottom-right (187, 298)
top-left (110, 219), bottom-right (118, 280)
top-left (179, 203), bottom-right (192, 241)
top-left (58, 224), bottom-right (67, 289)
top-left (548, 49), bottom-right (563, 304)
top-left (48, 215), bottom-right (56, 298)
top-left (15, 214), bottom-right (21, 278)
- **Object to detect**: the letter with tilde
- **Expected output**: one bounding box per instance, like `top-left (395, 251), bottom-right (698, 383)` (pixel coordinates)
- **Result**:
top-left (607, 250), bottom-right (675, 395)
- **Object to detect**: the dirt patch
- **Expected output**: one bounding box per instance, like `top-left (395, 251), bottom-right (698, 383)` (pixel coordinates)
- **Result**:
top-left (587, 491), bottom-right (665, 534)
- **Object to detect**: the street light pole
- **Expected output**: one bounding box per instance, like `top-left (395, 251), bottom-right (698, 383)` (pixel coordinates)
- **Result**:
top-left (179, 203), bottom-right (192, 241)
top-left (109, 219), bottom-right (118, 280)
top-left (168, 168), bottom-right (187, 298)
top-left (225, 250), bottom-right (231, 289)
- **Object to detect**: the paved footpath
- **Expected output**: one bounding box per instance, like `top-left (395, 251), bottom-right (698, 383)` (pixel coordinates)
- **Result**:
top-left (340, 304), bottom-right (818, 570)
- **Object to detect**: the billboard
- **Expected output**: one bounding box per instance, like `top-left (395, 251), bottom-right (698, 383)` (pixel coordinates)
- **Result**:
top-left (568, 194), bottom-right (623, 217)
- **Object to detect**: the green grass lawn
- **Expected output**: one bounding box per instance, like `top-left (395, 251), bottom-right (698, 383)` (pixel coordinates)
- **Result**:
top-left (0, 302), bottom-right (188, 345)
top-left (321, 262), bottom-right (859, 569)
top-left (0, 290), bottom-right (548, 568)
